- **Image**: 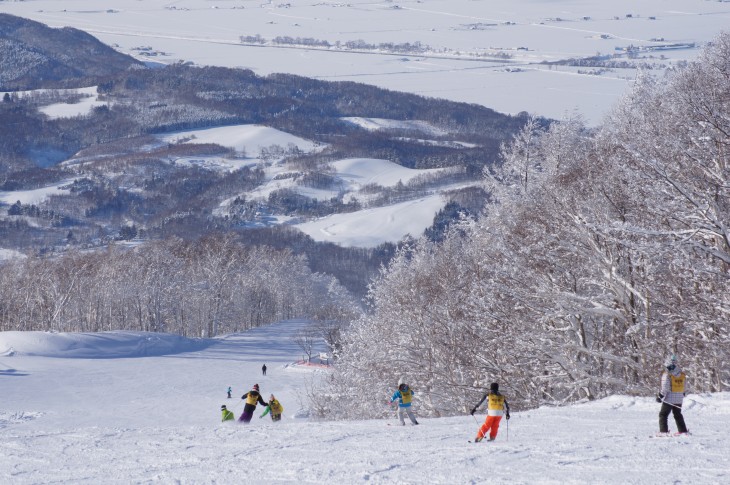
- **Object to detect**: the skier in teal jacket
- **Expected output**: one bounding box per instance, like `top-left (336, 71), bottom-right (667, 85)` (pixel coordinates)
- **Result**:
top-left (390, 378), bottom-right (419, 425)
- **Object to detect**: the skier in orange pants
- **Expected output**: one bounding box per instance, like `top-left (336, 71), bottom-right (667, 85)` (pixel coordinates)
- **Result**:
top-left (471, 382), bottom-right (510, 442)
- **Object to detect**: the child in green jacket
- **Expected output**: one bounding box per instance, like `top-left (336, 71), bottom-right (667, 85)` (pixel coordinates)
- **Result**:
top-left (221, 404), bottom-right (235, 422)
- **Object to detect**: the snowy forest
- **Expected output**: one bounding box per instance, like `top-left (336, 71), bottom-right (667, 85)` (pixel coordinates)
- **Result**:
top-left (316, 33), bottom-right (729, 419)
top-left (0, 234), bottom-right (360, 338)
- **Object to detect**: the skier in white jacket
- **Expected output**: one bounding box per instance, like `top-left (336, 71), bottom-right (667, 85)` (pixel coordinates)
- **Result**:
top-left (657, 355), bottom-right (689, 435)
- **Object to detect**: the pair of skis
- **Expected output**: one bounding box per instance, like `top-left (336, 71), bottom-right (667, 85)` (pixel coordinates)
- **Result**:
top-left (652, 431), bottom-right (691, 438)
top-left (471, 433), bottom-right (691, 442)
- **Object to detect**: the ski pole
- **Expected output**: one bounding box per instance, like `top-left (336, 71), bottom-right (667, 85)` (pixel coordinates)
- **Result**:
top-left (506, 415), bottom-right (509, 442)
top-left (470, 413), bottom-right (480, 441)
top-left (233, 399), bottom-right (243, 410)
top-left (684, 396), bottom-right (713, 409)
top-left (659, 399), bottom-right (683, 410)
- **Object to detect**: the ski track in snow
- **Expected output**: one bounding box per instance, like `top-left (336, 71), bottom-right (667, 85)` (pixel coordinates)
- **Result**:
top-left (2, 321), bottom-right (730, 483)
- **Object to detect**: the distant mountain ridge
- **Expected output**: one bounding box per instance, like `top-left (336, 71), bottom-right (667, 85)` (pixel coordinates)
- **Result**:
top-left (0, 13), bottom-right (141, 90)
top-left (0, 13), bottom-right (528, 297)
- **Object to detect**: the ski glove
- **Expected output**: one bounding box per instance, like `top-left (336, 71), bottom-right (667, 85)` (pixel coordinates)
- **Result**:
top-left (656, 393), bottom-right (664, 403)
top-left (506, 413), bottom-right (510, 420)
top-left (470, 408), bottom-right (477, 416)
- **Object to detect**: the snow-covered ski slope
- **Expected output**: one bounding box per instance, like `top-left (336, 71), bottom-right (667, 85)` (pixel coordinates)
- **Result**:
top-left (1, 320), bottom-right (729, 484)
top-left (2, 1), bottom-right (730, 125)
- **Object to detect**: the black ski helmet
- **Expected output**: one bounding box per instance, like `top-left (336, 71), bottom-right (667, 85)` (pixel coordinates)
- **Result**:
top-left (490, 382), bottom-right (499, 393)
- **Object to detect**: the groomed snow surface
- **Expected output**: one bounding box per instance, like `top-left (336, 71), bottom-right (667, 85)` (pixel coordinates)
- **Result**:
top-left (1, 320), bottom-right (728, 484)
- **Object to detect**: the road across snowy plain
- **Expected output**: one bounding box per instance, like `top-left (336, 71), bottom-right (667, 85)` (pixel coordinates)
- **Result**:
top-left (1, 321), bottom-right (729, 484)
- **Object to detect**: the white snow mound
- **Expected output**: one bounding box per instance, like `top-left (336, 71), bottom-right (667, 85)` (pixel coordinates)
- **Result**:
top-left (0, 331), bottom-right (208, 358)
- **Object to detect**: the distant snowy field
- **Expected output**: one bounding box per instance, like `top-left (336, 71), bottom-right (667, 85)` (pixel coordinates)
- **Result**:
top-left (0, 179), bottom-right (75, 205)
top-left (37, 86), bottom-right (107, 119)
top-left (158, 124), bottom-right (322, 157)
top-left (2, 0), bottom-right (729, 125)
top-left (2, 321), bottom-right (729, 484)
top-left (295, 193), bottom-right (448, 248)
top-left (0, 248), bottom-right (25, 261)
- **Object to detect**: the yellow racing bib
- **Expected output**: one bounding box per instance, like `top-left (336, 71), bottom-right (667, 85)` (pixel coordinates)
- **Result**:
top-left (246, 392), bottom-right (259, 405)
top-left (670, 373), bottom-right (686, 393)
top-left (487, 394), bottom-right (505, 411)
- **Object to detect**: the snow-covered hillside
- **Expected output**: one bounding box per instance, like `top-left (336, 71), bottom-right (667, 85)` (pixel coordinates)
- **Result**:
top-left (158, 124), bottom-right (323, 157)
top-left (1, 321), bottom-right (728, 484)
top-left (0, 248), bottom-right (25, 261)
top-left (0, 117), bottom-right (462, 248)
top-left (295, 193), bottom-right (448, 248)
top-left (0, 179), bottom-right (75, 205)
top-left (2, 0), bottom-right (729, 125)
top-left (37, 87), bottom-right (107, 119)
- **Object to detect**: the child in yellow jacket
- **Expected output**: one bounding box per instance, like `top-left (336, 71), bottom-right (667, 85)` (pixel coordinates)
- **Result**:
top-left (260, 395), bottom-right (283, 421)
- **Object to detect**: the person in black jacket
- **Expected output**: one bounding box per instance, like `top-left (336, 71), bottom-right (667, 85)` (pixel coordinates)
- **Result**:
top-left (239, 384), bottom-right (268, 423)
top-left (471, 382), bottom-right (510, 442)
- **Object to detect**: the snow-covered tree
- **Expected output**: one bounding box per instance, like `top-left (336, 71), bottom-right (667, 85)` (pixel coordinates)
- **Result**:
top-left (317, 33), bottom-right (729, 419)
